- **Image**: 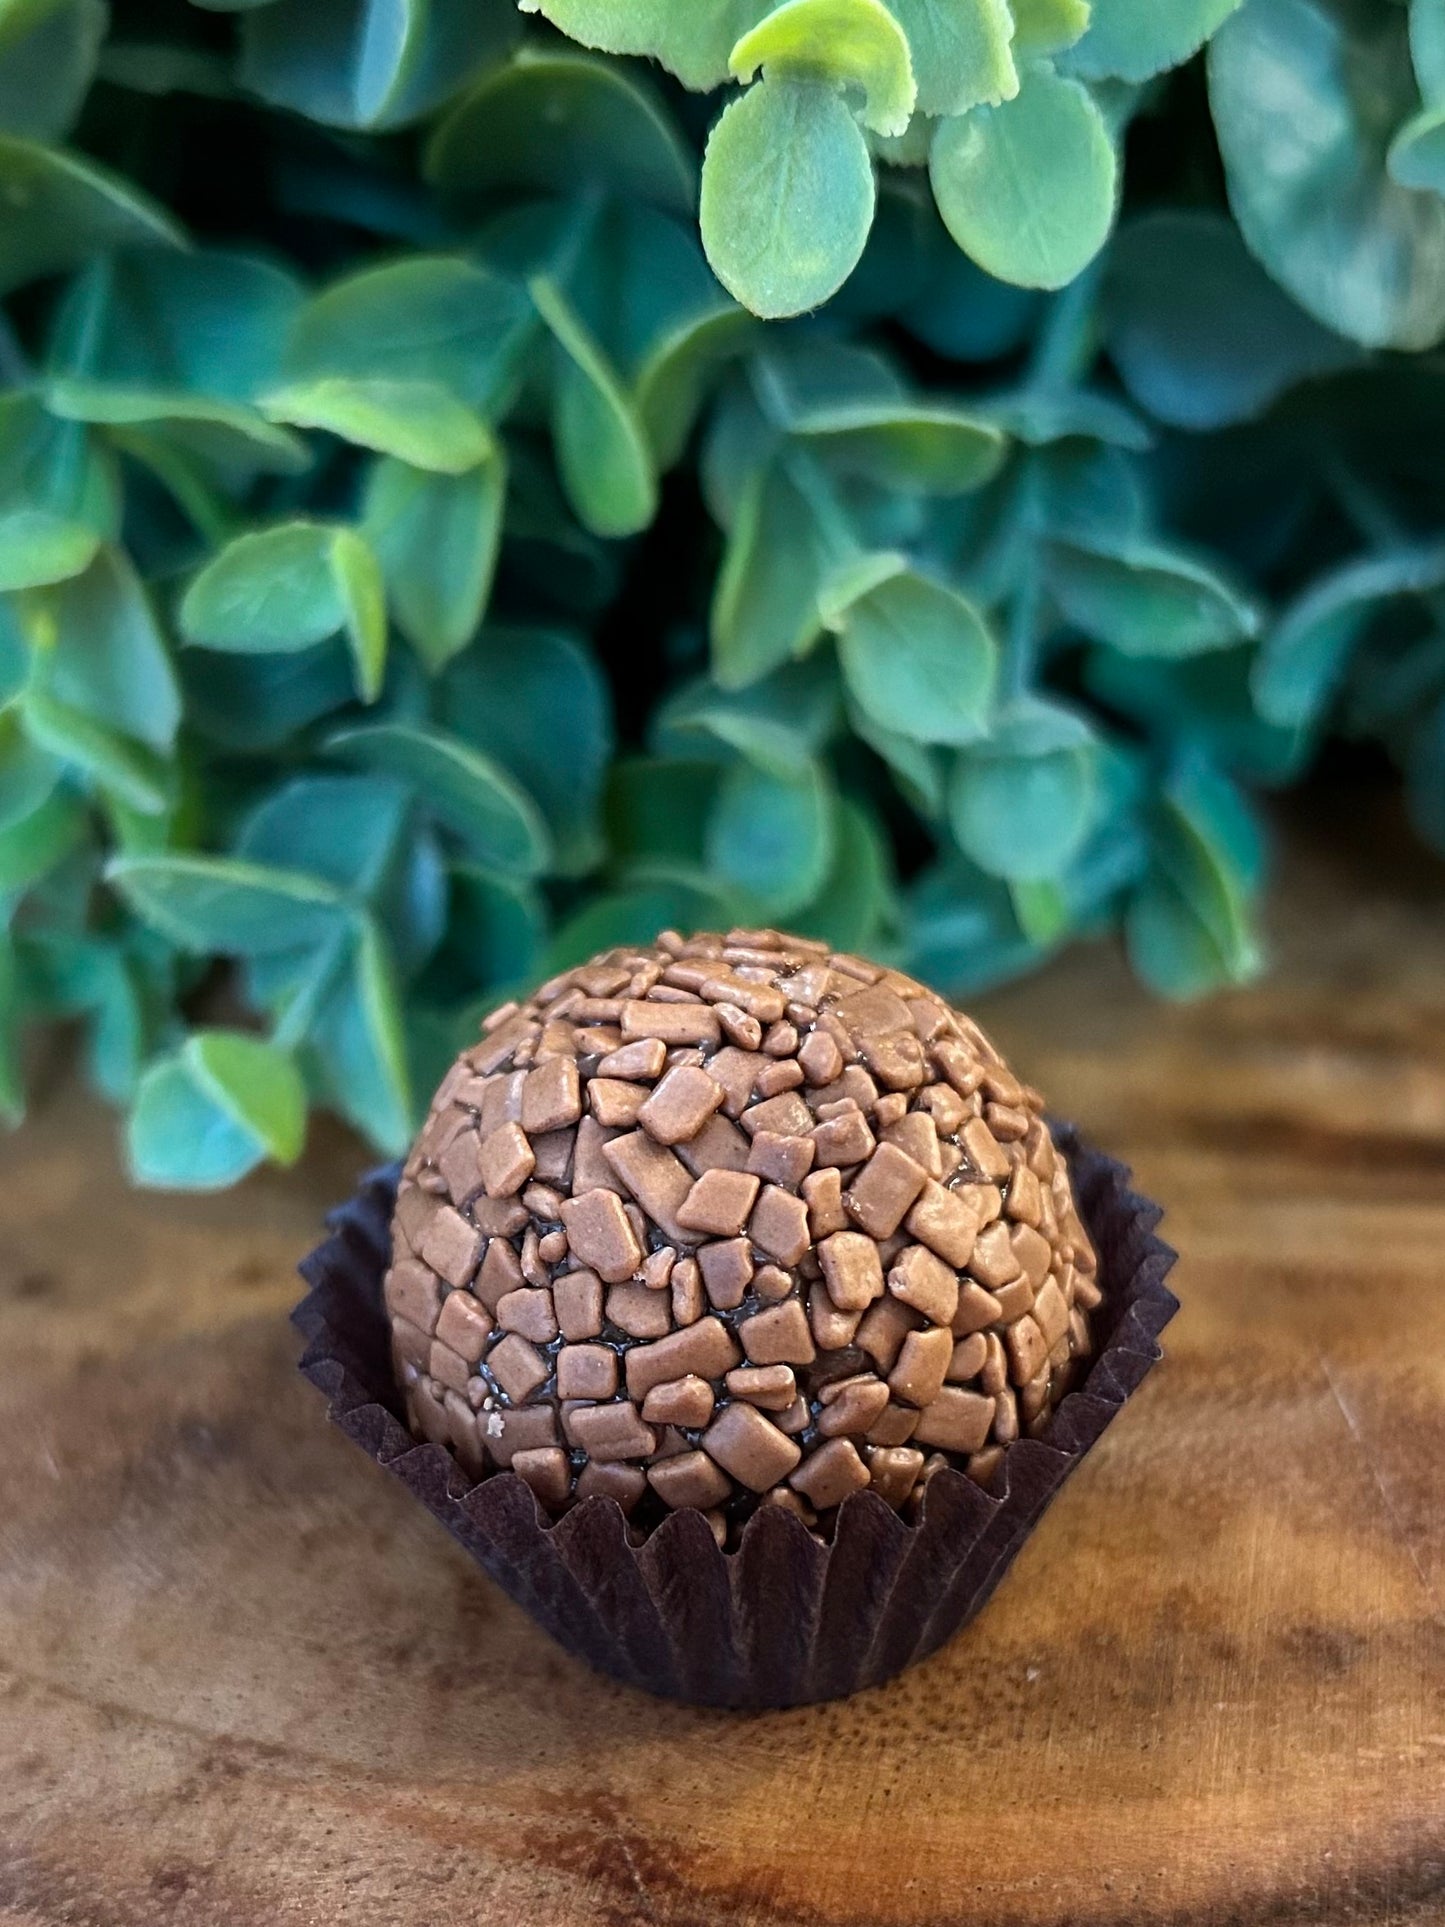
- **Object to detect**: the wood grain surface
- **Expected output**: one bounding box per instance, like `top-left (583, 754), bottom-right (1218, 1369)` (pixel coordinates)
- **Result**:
top-left (2, 802), bottom-right (1443, 1927)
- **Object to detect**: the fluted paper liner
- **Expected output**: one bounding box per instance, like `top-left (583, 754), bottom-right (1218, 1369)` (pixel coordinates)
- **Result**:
top-left (294, 1123), bottom-right (1177, 1708)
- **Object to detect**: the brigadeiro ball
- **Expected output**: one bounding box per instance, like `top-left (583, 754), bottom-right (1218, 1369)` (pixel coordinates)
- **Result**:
top-left (384, 927), bottom-right (1100, 1547)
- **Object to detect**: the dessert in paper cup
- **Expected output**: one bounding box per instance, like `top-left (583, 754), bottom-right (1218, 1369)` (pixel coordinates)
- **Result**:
top-left (297, 927), bottom-right (1177, 1707)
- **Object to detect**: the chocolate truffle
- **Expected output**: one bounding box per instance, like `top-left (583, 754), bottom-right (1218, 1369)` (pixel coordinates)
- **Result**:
top-left (386, 929), bottom-right (1099, 1546)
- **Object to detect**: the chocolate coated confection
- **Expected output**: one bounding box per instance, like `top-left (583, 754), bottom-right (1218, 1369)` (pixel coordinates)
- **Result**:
top-left (386, 929), bottom-right (1099, 1547)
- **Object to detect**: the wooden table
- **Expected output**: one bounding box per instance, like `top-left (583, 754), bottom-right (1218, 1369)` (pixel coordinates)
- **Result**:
top-left (3, 800), bottom-right (1443, 1926)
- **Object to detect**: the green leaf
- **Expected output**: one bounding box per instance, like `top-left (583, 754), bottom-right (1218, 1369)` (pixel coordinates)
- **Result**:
top-left (1253, 543), bottom-right (1445, 729)
top-left (308, 917), bottom-right (413, 1153)
top-left (882, 0), bottom-right (1017, 117)
top-left (828, 558), bottom-right (998, 744)
top-left (712, 454), bottom-right (840, 688)
top-left (440, 625), bottom-right (613, 874)
top-left (328, 527), bottom-right (387, 703)
top-left (792, 398), bottom-right (1005, 492)
top-left (948, 696), bottom-right (1100, 880)
top-left (791, 794), bottom-right (895, 949)
top-left (187, 1030), bottom-right (306, 1165)
top-left (1209, 0), bottom-right (1445, 350)
top-left (426, 50), bottom-right (696, 213)
top-left (259, 377), bottom-right (493, 474)
top-left (1064, 0), bottom-right (1241, 80)
top-left (700, 75), bottom-right (876, 319)
top-left (0, 0), bottom-right (105, 140)
top-left (729, 0), bottom-right (917, 136)
top-left (325, 721), bottom-right (552, 877)
top-left (607, 755), bottom-right (720, 872)
top-left (181, 642), bottom-right (355, 754)
top-left (1048, 534), bottom-right (1259, 656)
top-left (529, 275), bottom-right (658, 538)
top-left (929, 65), bottom-right (1117, 290)
top-left (1010, 0), bottom-right (1091, 57)
top-left (1153, 752), bottom-right (1265, 977)
top-left (44, 376), bottom-right (308, 472)
top-left (129, 1050), bottom-right (271, 1189)
top-left (21, 688), bottom-right (172, 813)
top-left (1388, 103), bottom-right (1445, 191)
top-left (0, 136), bottom-right (182, 295)
top-left (706, 755), bottom-right (837, 918)
top-left (180, 521), bottom-right (376, 654)
top-left (442, 866), bottom-right (545, 990)
top-left (240, 0), bottom-right (519, 130)
top-left (1126, 874), bottom-right (1241, 999)
top-left (25, 546), bottom-right (181, 751)
top-left (518, 0), bottom-right (770, 92)
top-left (654, 662), bottom-right (840, 779)
top-left (636, 306), bottom-right (756, 468)
top-left (1410, 0), bottom-right (1445, 102)
top-left (237, 774), bottom-right (407, 899)
top-left (363, 452), bottom-right (504, 672)
top-left (1105, 210), bottom-right (1353, 430)
top-left (905, 851), bottom-right (1043, 993)
top-left (0, 508), bottom-right (98, 589)
top-left (48, 250), bottom-right (303, 404)
top-left (0, 783), bottom-right (84, 891)
top-left (285, 257), bottom-right (533, 419)
top-left (107, 853), bottom-right (352, 954)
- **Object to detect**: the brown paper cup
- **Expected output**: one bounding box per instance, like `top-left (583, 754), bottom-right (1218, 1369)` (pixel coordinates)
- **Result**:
top-left (295, 1123), bottom-right (1177, 1708)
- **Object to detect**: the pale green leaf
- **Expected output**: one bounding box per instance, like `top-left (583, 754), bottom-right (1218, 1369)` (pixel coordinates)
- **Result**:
top-left (883, 0), bottom-right (1017, 117)
top-left (701, 75), bottom-right (876, 318)
top-left (260, 377), bottom-right (493, 474)
top-left (829, 559), bottom-right (998, 744)
top-left (929, 65), bottom-right (1116, 290)
top-left (729, 0), bottom-right (917, 136)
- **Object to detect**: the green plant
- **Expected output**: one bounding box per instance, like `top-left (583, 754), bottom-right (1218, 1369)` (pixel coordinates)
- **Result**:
top-left (0, 0), bottom-right (1442, 1185)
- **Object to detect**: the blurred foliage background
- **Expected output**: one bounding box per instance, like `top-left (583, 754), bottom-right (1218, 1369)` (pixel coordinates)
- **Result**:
top-left (0, 0), bottom-right (1442, 1185)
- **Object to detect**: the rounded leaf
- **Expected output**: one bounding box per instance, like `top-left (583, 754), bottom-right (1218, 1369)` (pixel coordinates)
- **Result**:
top-left (729, 0), bottom-right (916, 136)
top-left (1209, 0), bottom-right (1445, 349)
top-left (186, 1030), bottom-right (306, 1166)
top-left (948, 698), bottom-right (1099, 880)
top-left (830, 561), bottom-right (998, 745)
top-left (701, 74), bottom-right (876, 318)
top-left (882, 0), bottom-right (1017, 118)
top-left (260, 377), bottom-right (494, 474)
top-left (529, 274), bottom-right (658, 538)
top-left (0, 135), bottom-right (181, 295)
top-left (929, 65), bottom-right (1117, 290)
top-left (363, 453), bottom-right (505, 672)
top-left (705, 755), bottom-right (837, 917)
top-left (1065, 0), bottom-right (1243, 81)
top-left (180, 522), bottom-right (352, 653)
top-left (240, 0), bottom-right (519, 130)
top-left (1047, 534), bottom-right (1259, 656)
top-left (1105, 210), bottom-right (1353, 430)
top-left (426, 51), bottom-right (695, 213)
top-left (286, 256), bottom-right (533, 415)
